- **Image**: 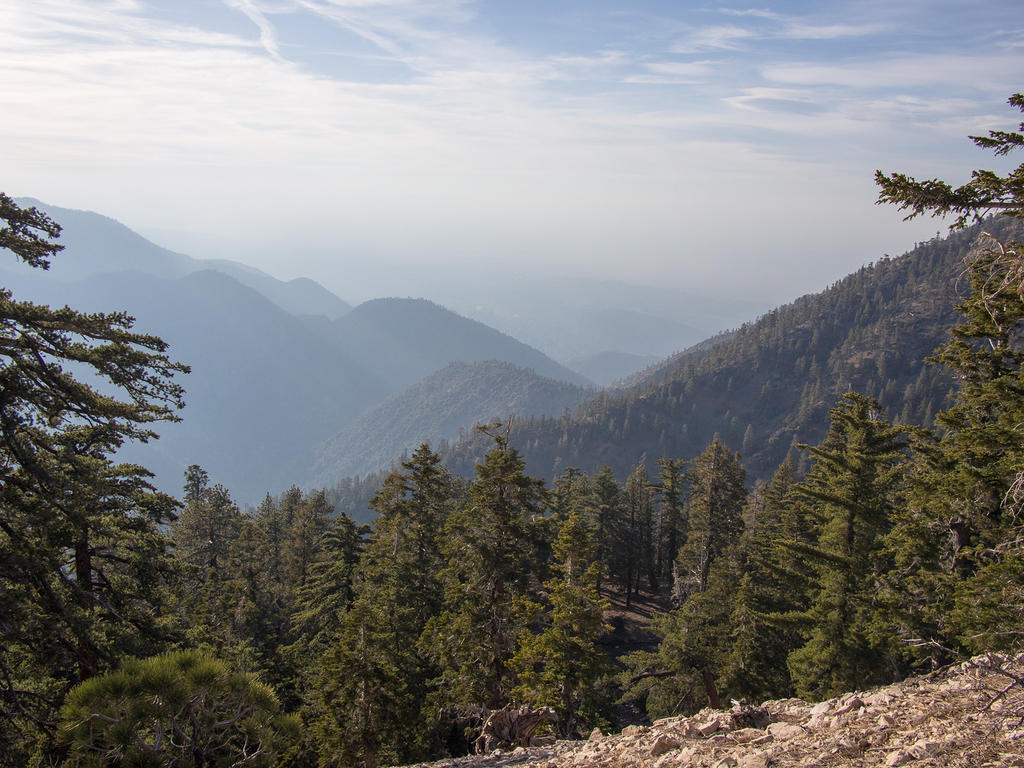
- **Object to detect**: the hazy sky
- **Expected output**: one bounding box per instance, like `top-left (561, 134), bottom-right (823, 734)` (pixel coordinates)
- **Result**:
top-left (3, 0), bottom-right (1021, 305)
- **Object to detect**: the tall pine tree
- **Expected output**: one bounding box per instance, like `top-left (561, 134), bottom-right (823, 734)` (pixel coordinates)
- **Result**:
top-left (421, 431), bottom-right (547, 710)
top-left (786, 393), bottom-right (906, 700)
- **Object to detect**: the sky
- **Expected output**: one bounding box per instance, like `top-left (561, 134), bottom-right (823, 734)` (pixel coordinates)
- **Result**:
top-left (2, 0), bottom-right (1022, 306)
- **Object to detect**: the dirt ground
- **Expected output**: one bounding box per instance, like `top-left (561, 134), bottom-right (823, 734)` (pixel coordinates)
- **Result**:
top-left (598, 584), bottom-right (672, 726)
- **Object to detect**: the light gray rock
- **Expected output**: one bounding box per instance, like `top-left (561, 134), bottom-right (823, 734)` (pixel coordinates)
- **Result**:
top-left (649, 734), bottom-right (680, 757)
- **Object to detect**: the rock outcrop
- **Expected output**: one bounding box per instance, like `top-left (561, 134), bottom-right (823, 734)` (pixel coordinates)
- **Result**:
top-left (403, 654), bottom-right (1024, 768)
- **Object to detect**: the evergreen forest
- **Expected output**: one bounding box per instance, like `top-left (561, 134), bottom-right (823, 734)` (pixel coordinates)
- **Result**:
top-left (2, 96), bottom-right (1024, 768)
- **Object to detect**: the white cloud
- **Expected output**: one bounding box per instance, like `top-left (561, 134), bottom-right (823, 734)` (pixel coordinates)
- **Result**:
top-left (644, 61), bottom-right (714, 77)
top-left (717, 9), bottom-right (781, 21)
top-left (781, 22), bottom-right (883, 39)
top-left (223, 0), bottom-right (284, 60)
top-left (671, 12), bottom-right (883, 55)
top-left (763, 53), bottom-right (1021, 92)
top-left (622, 60), bottom-right (714, 84)
top-left (672, 24), bottom-right (755, 53)
top-left (723, 87), bottom-right (817, 110)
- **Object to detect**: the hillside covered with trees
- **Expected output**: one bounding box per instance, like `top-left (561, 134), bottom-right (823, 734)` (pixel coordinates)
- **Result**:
top-left (434, 217), bottom-right (1021, 489)
top-left (310, 360), bottom-right (591, 484)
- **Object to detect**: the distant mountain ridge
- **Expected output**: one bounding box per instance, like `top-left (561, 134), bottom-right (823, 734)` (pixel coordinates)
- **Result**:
top-left (13, 198), bottom-right (353, 319)
top-left (322, 297), bottom-right (592, 391)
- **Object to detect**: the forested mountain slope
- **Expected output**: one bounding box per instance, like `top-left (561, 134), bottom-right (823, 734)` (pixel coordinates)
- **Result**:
top-left (437, 219), bottom-right (1020, 485)
top-left (310, 360), bottom-right (592, 485)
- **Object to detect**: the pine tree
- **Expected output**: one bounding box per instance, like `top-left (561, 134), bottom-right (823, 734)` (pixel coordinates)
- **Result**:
top-left (511, 511), bottom-right (611, 737)
top-left (0, 194), bottom-right (187, 763)
top-left (876, 92), bottom-right (1024, 658)
top-left (314, 599), bottom-right (403, 768)
top-left (674, 438), bottom-right (746, 602)
top-left (314, 444), bottom-right (457, 766)
top-left (624, 553), bottom-right (737, 716)
top-left (60, 651), bottom-right (297, 767)
top-left (655, 458), bottom-right (687, 582)
top-left (718, 458), bottom-right (802, 701)
top-left (622, 462), bottom-right (656, 599)
top-left (623, 442), bottom-right (746, 717)
top-left (171, 467), bottom-right (246, 654)
top-left (421, 431), bottom-right (547, 710)
top-left (591, 466), bottom-right (623, 595)
top-left (786, 393), bottom-right (906, 700)
top-left (174, 465), bottom-right (244, 579)
top-left (282, 489), bottom-right (332, 594)
top-left (290, 509), bottom-right (364, 659)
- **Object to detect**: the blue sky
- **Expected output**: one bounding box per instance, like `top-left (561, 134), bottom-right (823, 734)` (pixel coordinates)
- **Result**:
top-left (2, 0), bottom-right (1022, 304)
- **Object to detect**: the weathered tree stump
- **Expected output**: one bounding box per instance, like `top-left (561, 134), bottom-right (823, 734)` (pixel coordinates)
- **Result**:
top-left (474, 705), bottom-right (558, 754)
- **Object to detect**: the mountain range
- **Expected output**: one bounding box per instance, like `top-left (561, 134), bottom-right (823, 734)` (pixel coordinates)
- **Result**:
top-left (7, 198), bottom-right (1001, 513)
top-left (3, 200), bottom-right (603, 503)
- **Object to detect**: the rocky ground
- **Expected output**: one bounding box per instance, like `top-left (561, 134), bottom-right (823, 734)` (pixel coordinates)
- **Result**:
top-left (404, 654), bottom-right (1024, 768)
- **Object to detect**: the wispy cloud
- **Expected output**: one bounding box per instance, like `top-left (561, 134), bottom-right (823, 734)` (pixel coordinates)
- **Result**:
top-left (0, 0), bottom-right (1014, 303)
top-left (724, 87), bottom-right (817, 110)
top-left (672, 24), bottom-right (755, 53)
top-left (223, 0), bottom-right (283, 60)
top-left (782, 22), bottom-right (883, 39)
top-left (623, 60), bottom-right (714, 84)
top-left (763, 53), bottom-right (1021, 91)
top-left (718, 9), bottom-right (782, 21)
top-left (673, 10), bottom-right (883, 54)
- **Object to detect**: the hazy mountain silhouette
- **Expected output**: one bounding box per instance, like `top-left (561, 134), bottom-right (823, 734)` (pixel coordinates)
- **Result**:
top-left (323, 297), bottom-right (593, 391)
top-left (13, 198), bottom-right (352, 319)
top-left (566, 351), bottom-right (662, 387)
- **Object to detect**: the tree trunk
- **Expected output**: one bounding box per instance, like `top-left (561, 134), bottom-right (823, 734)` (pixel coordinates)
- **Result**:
top-left (700, 667), bottom-right (720, 709)
top-left (74, 530), bottom-right (97, 681)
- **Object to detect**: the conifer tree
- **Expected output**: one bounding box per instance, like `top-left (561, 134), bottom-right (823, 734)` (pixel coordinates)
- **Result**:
top-left (718, 458), bottom-right (802, 701)
top-left (0, 194), bottom-right (187, 763)
top-left (592, 466), bottom-right (624, 595)
top-left (174, 465), bottom-right (244, 580)
top-left (673, 438), bottom-right (746, 602)
top-left (624, 442), bottom-right (746, 717)
top-left (314, 445), bottom-right (459, 766)
top-left (421, 431), bottom-right (548, 710)
top-left (171, 467), bottom-right (247, 654)
top-left (786, 393), bottom-right (906, 700)
top-left (876, 92), bottom-right (1024, 658)
top-left (655, 458), bottom-right (687, 582)
top-left (314, 599), bottom-right (402, 768)
top-left (60, 651), bottom-right (297, 767)
top-left (222, 488), bottom-right (336, 706)
top-left (624, 553), bottom-right (737, 716)
top-left (290, 509), bottom-right (364, 659)
top-left (511, 511), bottom-right (611, 737)
top-left (622, 462), bottom-right (656, 599)
top-left (282, 489), bottom-right (333, 593)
